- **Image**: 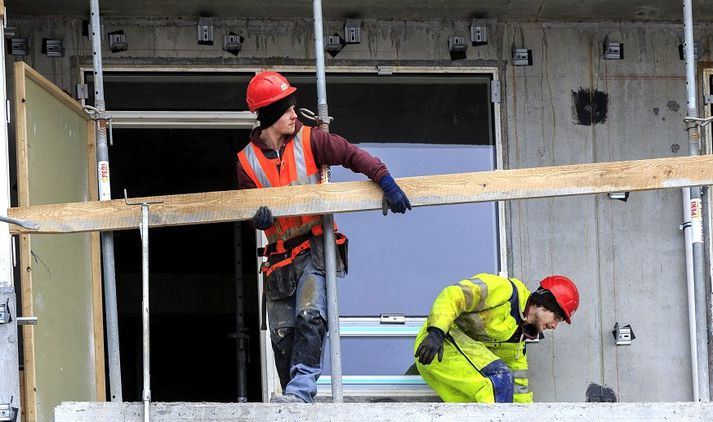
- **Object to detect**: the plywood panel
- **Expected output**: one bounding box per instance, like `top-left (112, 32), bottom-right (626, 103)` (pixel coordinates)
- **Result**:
top-left (14, 62), bottom-right (100, 422)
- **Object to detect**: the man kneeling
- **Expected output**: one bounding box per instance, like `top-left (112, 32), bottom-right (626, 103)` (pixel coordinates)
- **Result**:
top-left (414, 273), bottom-right (579, 403)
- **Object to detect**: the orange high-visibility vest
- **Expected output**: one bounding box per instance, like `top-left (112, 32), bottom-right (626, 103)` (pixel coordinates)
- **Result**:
top-left (237, 126), bottom-right (324, 244)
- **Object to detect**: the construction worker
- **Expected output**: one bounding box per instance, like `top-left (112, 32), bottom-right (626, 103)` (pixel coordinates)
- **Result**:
top-left (238, 71), bottom-right (412, 403)
top-left (414, 273), bottom-right (579, 403)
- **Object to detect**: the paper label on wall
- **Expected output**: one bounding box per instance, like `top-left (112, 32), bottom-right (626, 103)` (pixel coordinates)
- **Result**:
top-left (691, 198), bottom-right (703, 243)
top-left (98, 160), bottom-right (111, 201)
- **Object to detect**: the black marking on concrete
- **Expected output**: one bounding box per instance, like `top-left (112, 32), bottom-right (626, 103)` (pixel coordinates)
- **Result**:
top-left (653, 107), bottom-right (660, 116)
top-left (586, 383), bottom-right (618, 402)
top-left (572, 88), bottom-right (608, 126)
top-left (667, 100), bottom-right (680, 112)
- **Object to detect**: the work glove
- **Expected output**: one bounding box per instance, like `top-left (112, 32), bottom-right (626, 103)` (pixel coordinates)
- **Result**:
top-left (379, 175), bottom-right (412, 215)
top-left (251, 206), bottom-right (275, 230)
top-left (415, 327), bottom-right (445, 365)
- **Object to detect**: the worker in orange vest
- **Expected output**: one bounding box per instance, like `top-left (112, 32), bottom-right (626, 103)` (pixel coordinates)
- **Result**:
top-left (238, 71), bottom-right (411, 403)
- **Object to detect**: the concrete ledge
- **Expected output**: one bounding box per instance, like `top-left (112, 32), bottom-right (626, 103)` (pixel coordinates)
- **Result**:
top-left (54, 401), bottom-right (713, 422)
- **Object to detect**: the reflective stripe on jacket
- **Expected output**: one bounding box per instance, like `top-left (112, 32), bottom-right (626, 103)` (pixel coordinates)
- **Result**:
top-left (237, 126), bottom-right (323, 243)
top-left (427, 273), bottom-right (532, 343)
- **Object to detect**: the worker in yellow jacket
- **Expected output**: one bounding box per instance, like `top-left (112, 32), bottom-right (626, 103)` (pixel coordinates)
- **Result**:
top-left (414, 273), bottom-right (579, 403)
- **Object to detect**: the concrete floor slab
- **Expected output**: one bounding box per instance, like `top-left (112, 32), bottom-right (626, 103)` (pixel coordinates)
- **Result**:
top-left (55, 401), bottom-right (713, 422)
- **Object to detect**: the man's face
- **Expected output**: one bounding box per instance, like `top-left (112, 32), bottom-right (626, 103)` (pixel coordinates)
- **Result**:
top-left (272, 105), bottom-right (297, 135)
top-left (530, 305), bottom-right (564, 332)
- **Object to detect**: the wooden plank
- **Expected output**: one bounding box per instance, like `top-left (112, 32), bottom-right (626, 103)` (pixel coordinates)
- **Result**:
top-left (7, 154), bottom-right (713, 235)
top-left (14, 61), bottom-right (38, 422)
top-left (13, 64), bottom-right (30, 207)
top-left (14, 61), bottom-right (99, 422)
top-left (87, 121), bottom-right (106, 401)
top-left (18, 62), bottom-right (90, 119)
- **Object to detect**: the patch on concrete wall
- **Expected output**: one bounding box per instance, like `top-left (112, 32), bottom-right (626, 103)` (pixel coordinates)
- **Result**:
top-left (667, 100), bottom-right (680, 112)
top-left (586, 383), bottom-right (617, 402)
top-left (571, 88), bottom-right (608, 126)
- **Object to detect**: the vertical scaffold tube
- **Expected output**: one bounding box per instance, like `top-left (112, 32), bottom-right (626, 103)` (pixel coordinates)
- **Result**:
top-left (89, 0), bottom-right (123, 401)
top-left (312, 0), bottom-right (343, 402)
top-left (682, 0), bottom-right (710, 401)
top-left (141, 205), bottom-right (151, 421)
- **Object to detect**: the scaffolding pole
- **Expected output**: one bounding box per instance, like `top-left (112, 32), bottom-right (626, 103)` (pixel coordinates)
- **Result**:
top-left (140, 204), bottom-right (151, 422)
top-left (233, 222), bottom-right (248, 402)
top-left (89, 0), bottom-right (122, 401)
top-left (312, 0), bottom-right (343, 402)
top-left (0, 5), bottom-right (20, 418)
top-left (681, 0), bottom-right (710, 402)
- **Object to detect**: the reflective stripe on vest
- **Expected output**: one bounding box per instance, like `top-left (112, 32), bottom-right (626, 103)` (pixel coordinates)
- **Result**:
top-left (471, 277), bottom-right (489, 311)
top-left (455, 276), bottom-right (489, 312)
top-left (238, 126), bottom-right (324, 243)
top-left (512, 369), bottom-right (528, 379)
top-left (452, 275), bottom-right (530, 343)
top-left (292, 128), bottom-right (310, 184)
top-left (243, 136), bottom-right (320, 189)
top-left (242, 143), bottom-right (272, 188)
top-left (512, 370), bottom-right (529, 394)
top-left (514, 383), bottom-right (530, 394)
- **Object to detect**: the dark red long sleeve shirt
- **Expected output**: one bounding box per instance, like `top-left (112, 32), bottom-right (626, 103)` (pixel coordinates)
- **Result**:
top-left (237, 120), bottom-right (390, 189)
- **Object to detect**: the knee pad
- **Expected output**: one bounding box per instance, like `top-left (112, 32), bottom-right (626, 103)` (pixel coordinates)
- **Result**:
top-left (270, 328), bottom-right (294, 390)
top-left (292, 309), bottom-right (326, 368)
top-left (296, 309), bottom-right (327, 331)
top-left (481, 359), bottom-right (514, 403)
top-left (271, 327), bottom-right (294, 352)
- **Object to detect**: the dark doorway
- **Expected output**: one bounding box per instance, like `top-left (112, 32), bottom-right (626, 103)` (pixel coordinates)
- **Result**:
top-left (107, 128), bottom-right (261, 402)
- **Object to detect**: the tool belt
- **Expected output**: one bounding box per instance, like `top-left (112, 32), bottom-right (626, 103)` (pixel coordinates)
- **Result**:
top-left (258, 225), bottom-right (338, 276)
top-left (259, 225), bottom-right (348, 330)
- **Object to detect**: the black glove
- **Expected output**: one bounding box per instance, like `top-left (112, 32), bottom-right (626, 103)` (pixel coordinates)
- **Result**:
top-left (379, 175), bottom-right (412, 215)
top-left (251, 206), bottom-right (275, 230)
top-left (415, 327), bottom-right (445, 365)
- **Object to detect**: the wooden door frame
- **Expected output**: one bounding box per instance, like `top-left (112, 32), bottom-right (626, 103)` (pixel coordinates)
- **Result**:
top-left (14, 62), bottom-right (105, 421)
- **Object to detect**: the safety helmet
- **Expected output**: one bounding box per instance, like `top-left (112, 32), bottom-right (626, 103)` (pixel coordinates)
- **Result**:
top-left (539, 275), bottom-right (579, 324)
top-left (246, 71), bottom-right (297, 113)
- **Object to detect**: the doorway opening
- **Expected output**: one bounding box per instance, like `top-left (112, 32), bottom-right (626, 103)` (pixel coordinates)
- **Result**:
top-left (108, 128), bottom-right (261, 401)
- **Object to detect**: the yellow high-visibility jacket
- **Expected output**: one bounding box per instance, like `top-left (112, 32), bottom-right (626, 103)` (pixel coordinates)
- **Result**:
top-left (417, 272), bottom-right (534, 403)
top-left (427, 272), bottom-right (531, 342)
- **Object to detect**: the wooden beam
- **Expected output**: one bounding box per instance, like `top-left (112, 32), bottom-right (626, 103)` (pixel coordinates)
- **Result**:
top-left (86, 120), bottom-right (106, 401)
top-left (15, 62), bottom-right (90, 120)
top-left (8, 154), bottom-right (713, 234)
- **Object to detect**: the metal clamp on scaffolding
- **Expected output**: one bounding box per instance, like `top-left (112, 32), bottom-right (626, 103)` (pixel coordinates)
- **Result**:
top-left (683, 116), bottom-right (713, 128)
top-left (0, 300), bottom-right (35, 327)
top-left (299, 107), bottom-right (333, 128)
top-left (83, 105), bottom-right (114, 146)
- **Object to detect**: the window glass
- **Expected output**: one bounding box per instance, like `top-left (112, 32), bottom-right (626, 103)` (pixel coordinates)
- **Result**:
top-left (331, 144), bottom-right (498, 316)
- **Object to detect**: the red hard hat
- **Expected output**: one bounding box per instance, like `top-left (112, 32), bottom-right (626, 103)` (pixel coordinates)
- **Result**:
top-left (246, 71), bottom-right (297, 113)
top-left (539, 275), bottom-right (579, 324)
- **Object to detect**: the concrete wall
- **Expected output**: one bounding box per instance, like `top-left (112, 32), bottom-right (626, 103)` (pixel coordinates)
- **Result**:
top-left (502, 22), bottom-right (700, 402)
top-left (6, 14), bottom-right (710, 403)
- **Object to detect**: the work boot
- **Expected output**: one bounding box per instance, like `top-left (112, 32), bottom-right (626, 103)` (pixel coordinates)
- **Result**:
top-left (270, 394), bottom-right (305, 403)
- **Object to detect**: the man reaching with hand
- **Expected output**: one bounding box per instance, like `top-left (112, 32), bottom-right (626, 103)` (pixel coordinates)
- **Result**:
top-left (238, 71), bottom-right (411, 403)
